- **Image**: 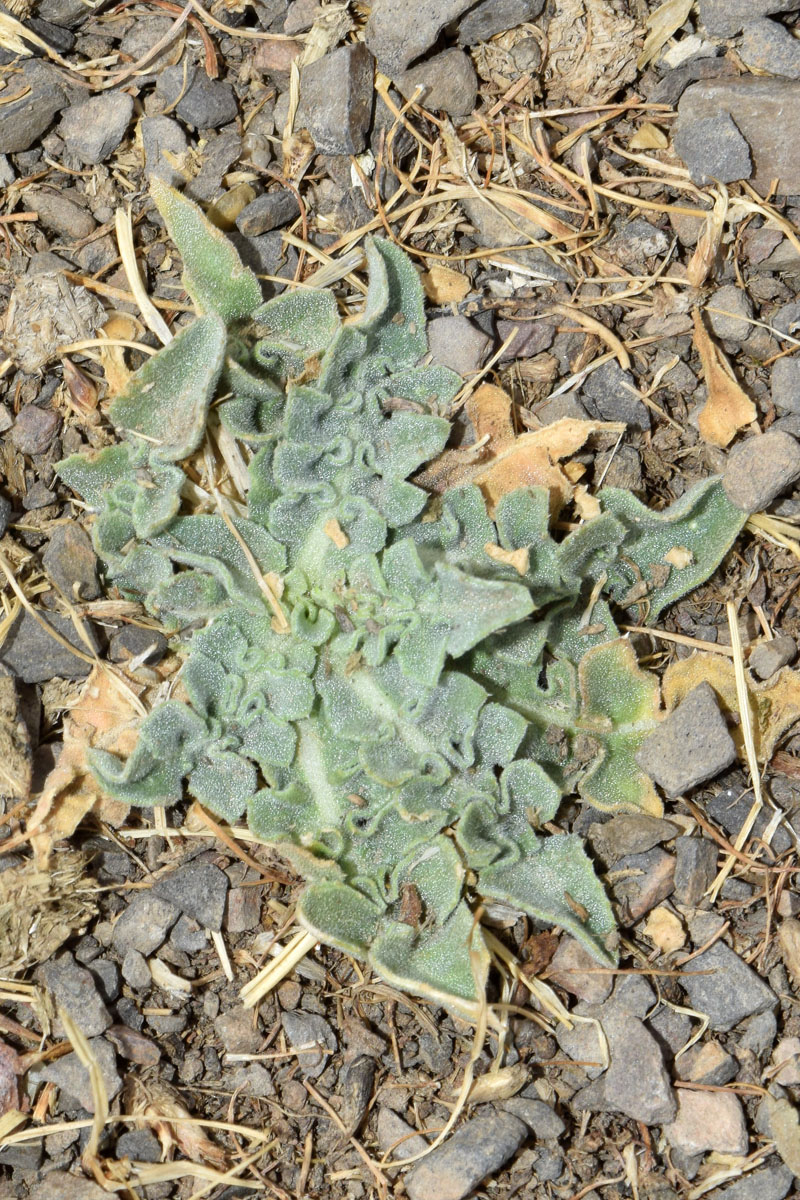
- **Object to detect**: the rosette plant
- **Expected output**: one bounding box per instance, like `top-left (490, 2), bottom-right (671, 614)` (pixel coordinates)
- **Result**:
top-left (59, 183), bottom-right (748, 1017)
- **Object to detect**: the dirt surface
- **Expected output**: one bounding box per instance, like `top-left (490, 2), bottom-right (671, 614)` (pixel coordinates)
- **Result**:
top-left (1, 2), bottom-right (800, 1198)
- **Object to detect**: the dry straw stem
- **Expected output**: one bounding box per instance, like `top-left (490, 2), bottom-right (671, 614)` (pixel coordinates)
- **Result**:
top-left (116, 207), bottom-right (173, 345)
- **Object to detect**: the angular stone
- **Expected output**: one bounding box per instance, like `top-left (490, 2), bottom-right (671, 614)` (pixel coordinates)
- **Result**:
top-left (673, 836), bottom-right (718, 906)
top-left (29, 1171), bottom-right (108, 1200)
top-left (548, 935), bottom-right (613, 1005)
top-left (588, 814), bottom-right (680, 865)
top-left (116, 1129), bottom-right (162, 1163)
top-left (37, 1037), bottom-right (121, 1113)
top-left (108, 625), bottom-right (168, 666)
top-left (37, 953), bottom-right (112, 1037)
top-left (680, 939), bottom-right (777, 1032)
top-left (749, 636), bottom-right (796, 679)
top-left (611, 848), bottom-right (675, 925)
top-left (25, 187), bottom-right (95, 240)
top-left (722, 430), bottom-right (800, 511)
top-left (677, 1040), bottom-right (737, 1086)
top-left (365, 0), bottom-right (475, 76)
top-left (236, 189), bottom-right (301, 236)
top-left (43, 524), bottom-right (101, 601)
top-left (664, 1089), bottom-right (748, 1155)
top-left (176, 75), bottom-right (238, 130)
top-left (457, 0), bottom-right (544, 45)
top-left (111, 893), bottom-right (179, 956)
top-left (581, 360), bottom-right (650, 431)
top-left (771, 356), bottom-right (800, 414)
top-left (706, 1163), bottom-right (795, 1200)
top-left (427, 314), bottom-right (490, 375)
top-left (672, 111), bottom-right (751, 187)
top-left (739, 19), bottom-right (800, 80)
top-left (572, 1010), bottom-right (676, 1126)
top-left (58, 92), bottom-right (133, 164)
top-left (395, 48), bottom-right (478, 119)
top-left (11, 404), bottom-right (62, 455)
top-left (636, 683), bottom-right (737, 799)
top-left (677, 78), bottom-right (800, 195)
top-left (0, 608), bottom-right (99, 683)
top-left (300, 42), bottom-right (374, 155)
top-left (698, 0), bottom-right (798, 38)
top-left (141, 116), bottom-right (190, 186)
top-left (404, 1110), bottom-right (527, 1200)
top-left (707, 283), bottom-right (753, 342)
top-left (500, 1096), bottom-right (565, 1139)
top-left (215, 1008), bottom-right (262, 1055)
top-left (152, 861), bottom-right (229, 931)
top-left (0, 60), bottom-right (65, 155)
top-left (281, 1011), bottom-right (337, 1078)
top-left (377, 1107), bottom-right (429, 1160)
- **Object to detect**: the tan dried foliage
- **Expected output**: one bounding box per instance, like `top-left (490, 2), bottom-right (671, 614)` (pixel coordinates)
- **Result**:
top-left (0, 850), bottom-right (97, 975)
top-left (124, 1076), bottom-right (228, 1168)
top-left (545, 0), bottom-right (641, 105)
top-left (415, 384), bottom-right (623, 515)
top-left (0, 667), bottom-right (32, 802)
top-left (422, 265), bottom-right (471, 305)
top-left (693, 310), bottom-right (757, 447)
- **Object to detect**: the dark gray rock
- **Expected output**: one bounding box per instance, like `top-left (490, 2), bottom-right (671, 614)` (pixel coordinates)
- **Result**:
top-left (427, 314), bottom-right (490, 375)
top-left (121, 948), bottom-right (151, 990)
top-left (228, 229), bottom-right (298, 290)
top-left (722, 430), bottom-right (800, 511)
top-left (170, 913), bottom-right (208, 953)
top-left (672, 111), bottom-right (751, 186)
top-left (588, 814), bottom-right (679, 866)
top-left (457, 0), bottom-right (544, 45)
top-left (580, 360), bottom-right (650, 431)
top-left (681, 939), bottom-right (777, 1032)
top-left (648, 1005), bottom-right (693, 1054)
top-left (30, 1173), bottom-right (107, 1200)
top-left (23, 481), bottom-right (57, 511)
top-left (175, 74), bottom-right (237, 130)
top-left (749, 636), bottom-right (796, 679)
top-left (283, 0), bottom-right (316, 34)
top-left (739, 19), bottom-right (800, 79)
top-left (0, 495), bottom-right (10, 538)
top-left (24, 186), bottom-right (96, 240)
top-left (0, 1140), bottom-right (44, 1170)
top-left (404, 1110), bottom-right (527, 1200)
top-left (0, 608), bottom-right (98, 683)
top-left (698, 0), bottom-right (797, 38)
top-left (11, 404), bottom-right (62, 455)
top-left (229, 1061), bottom-right (276, 1096)
top-left (771, 356), bottom-right (800, 414)
top-left (377, 1107), bottom-right (429, 1160)
top-left (236, 189), bottom-right (300, 236)
top-left (36, 1037), bottom-right (121, 1112)
top-left (395, 48), bottom-right (478, 119)
top-left (535, 392), bottom-right (588, 424)
top-left (0, 59), bottom-right (65, 154)
top-left (737, 1009), bottom-right (777, 1057)
top-left (37, 952), bottom-right (112, 1037)
top-left (365, 0), bottom-right (475, 76)
top-left (187, 127), bottom-right (242, 203)
top-left (89, 958), bottom-right (120, 1004)
top-left (141, 116), bottom-right (189, 185)
top-left (707, 283), bottom-right (753, 342)
top-left (707, 784), bottom-right (795, 855)
top-left (43, 524), bottom-right (101, 601)
top-left (108, 625), bottom-right (168, 665)
top-left (281, 1011), bottom-right (337, 1078)
top-left (111, 893), bottom-right (179, 956)
top-left (214, 1007), bottom-right (262, 1055)
top-left (636, 683), bottom-right (737, 798)
top-left (605, 217), bottom-right (670, 270)
top-left (58, 91), bottom-right (133, 164)
top-left (673, 836), bottom-right (718, 906)
top-left (677, 78), bottom-right (800, 195)
top-left (496, 318), bottom-right (555, 360)
top-left (338, 1055), bottom-right (375, 1134)
top-left (677, 1039), bottom-right (738, 1085)
top-left (300, 42), bottom-right (374, 155)
top-left (706, 1162), bottom-right (794, 1200)
top-left (116, 1129), bottom-right (162, 1163)
top-left (572, 1009), bottom-right (676, 1125)
top-left (152, 861), bottom-right (229, 931)
top-left (37, 0), bottom-right (94, 25)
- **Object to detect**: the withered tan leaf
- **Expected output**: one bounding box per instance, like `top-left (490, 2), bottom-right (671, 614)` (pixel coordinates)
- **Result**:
top-left (693, 309), bottom-right (757, 447)
top-left (422, 265), bottom-right (471, 305)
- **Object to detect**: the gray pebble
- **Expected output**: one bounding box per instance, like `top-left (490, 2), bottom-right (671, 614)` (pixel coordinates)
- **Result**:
top-left (236, 189), bottom-right (301, 236)
top-left (141, 116), bottom-right (189, 186)
top-left (29, 1170), bottom-right (107, 1200)
top-left (23, 481), bottom-right (57, 511)
top-left (395, 48), bottom-right (478, 119)
top-left (681, 939), bottom-right (777, 1032)
top-left (771, 356), bottom-right (800, 414)
top-left (377, 1107), bottom-right (429, 1159)
top-left (36, 1037), bottom-right (121, 1112)
top-left (404, 1110), bottom-right (527, 1200)
top-left (736, 1009), bottom-right (778, 1057)
top-left (739, 19), bottom-right (800, 80)
top-left (581, 360), bottom-right (650, 431)
top-left (37, 952), bottom-right (111, 1037)
top-left (427, 314), bottom-right (490, 375)
top-left (707, 284), bottom-right (753, 342)
top-left (121, 948), bottom-right (152, 990)
top-left (749, 635), bottom-right (796, 679)
top-left (170, 913), bottom-right (208, 952)
top-left (215, 1007), bottom-right (262, 1055)
top-left (672, 112), bottom-right (751, 186)
top-left (705, 1162), bottom-right (795, 1200)
top-left (457, 0), bottom-right (544, 45)
top-left (636, 683), bottom-right (737, 798)
top-left (111, 893), bottom-right (180, 956)
top-left (24, 187), bottom-right (96, 240)
top-left (722, 430), bottom-right (800, 511)
top-left (109, 625), bottom-right (168, 666)
top-left (116, 1129), bottom-right (162, 1163)
top-left (500, 1096), bottom-right (565, 1139)
top-left (281, 1010), bottom-right (337, 1078)
top-left (698, 0), bottom-right (798, 38)
top-left (152, 861), bottom-right (229, 931)
top-left (0, 60), bottom-right (65, 155)
top-left (673, 836), bottom-right (718, 906)
top-left (43, 524), bottom-right (101, 601)
top-left (58, 92), bottom-right (133, 164)
top-left (0, 608), bottom-right (98, 683)
top-left (12, 404), bottom-right (62, 455)
top-left (175, 75), bottom-right (237, 130)
top-left (588, 814), bottom-right (679, 865)
top-left (365, 0), bottom-right (475, 76)
top-left (300, 42), bottom-right (374, 155)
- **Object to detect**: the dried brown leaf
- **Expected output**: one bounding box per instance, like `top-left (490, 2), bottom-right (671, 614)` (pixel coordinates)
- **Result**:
top-left (422, 265), bottom-right (471, 304)
top-left (693, 310), bottom-right (756, 447)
